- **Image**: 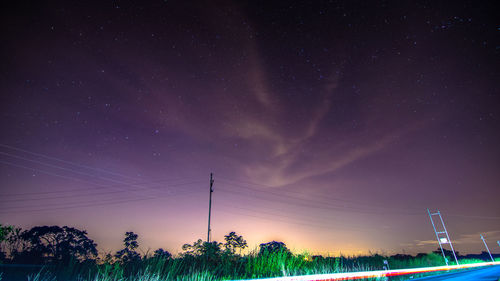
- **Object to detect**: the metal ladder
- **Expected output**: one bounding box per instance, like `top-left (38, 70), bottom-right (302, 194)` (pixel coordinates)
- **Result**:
top-left (427, 209), bottom-right (459, 265)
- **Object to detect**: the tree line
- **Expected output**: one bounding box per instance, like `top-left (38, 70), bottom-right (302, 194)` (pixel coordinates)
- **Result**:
top-left (0, 223), bottom-right (289, 265)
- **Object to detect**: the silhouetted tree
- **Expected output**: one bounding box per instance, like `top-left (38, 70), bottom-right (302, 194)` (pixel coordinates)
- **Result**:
top-left (259, 241), bottom-right (289, 255)
top-left (101, 252), bottom-right (114, 264)
top-left (182, 239), bottom-right (223, 257)
top-left (416, 253), bottom-right (427, 259)
top-left (154, 248), bottom-right (172, 259)
top-left (4, 227), bottom-right (28, 262)
top-left (14, 226), bottom-right (97, 264)
top-left (203, 241), bottom-right (223, 258)
top-left (0, 224), bottom-right (14, 243)
top-left (433, 248), bottom-right (459, 258)
top-left (115, 231), bottom-right (141, 263)
top-left (182, 239), bottom-right (224, 265)
top-left (390, 254), bottom-right (413, 260)
top-left (224, 232), bottom-right (247, 255)
top-left (182, 239), bottom-right (205, 256)
top-left (0, 224), bottom-right (14, 262)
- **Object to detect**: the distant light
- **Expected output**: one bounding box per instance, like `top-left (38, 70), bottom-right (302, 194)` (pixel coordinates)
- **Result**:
top-left (440, 237), bottom-right (448, 244)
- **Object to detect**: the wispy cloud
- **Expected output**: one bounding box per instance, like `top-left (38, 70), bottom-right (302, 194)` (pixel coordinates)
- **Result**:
top-left (247, 47), bottom-right (274, 108)
top-left (412, 230), bottom-right (500, 248)
top-left (244, 131), bottom-right (400, 187)
top-left (414, 239), bottom-right (438, 247)
top-left (110, 4), bottom-right (431, 189)
top-left (453, 230), bottom-right (500, 244)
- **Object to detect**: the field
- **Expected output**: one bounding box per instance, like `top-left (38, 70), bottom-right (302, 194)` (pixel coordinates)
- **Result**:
top-left (2, 250), bottom-right (497, 281)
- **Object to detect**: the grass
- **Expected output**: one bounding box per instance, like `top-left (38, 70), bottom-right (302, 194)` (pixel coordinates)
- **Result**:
top-left (2, 251), bottom-right (497, 281)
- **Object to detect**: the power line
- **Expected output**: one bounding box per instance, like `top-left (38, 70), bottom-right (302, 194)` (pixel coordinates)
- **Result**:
top-left (216, 204), bottom-right (378, 233)
top-left (1, 177), bottom-right (203, 197)
top-left (218, 187), bottom-right (420, 220)
top-left (0, 160), bottom-right (203, 201)
top-left (0, 181), bottom-right (203, 204)
top-left (1, 174), bottom-right (371, 230)
top-left (218, 177), bottom-right (416, 211)
top-left (0, 144), bottom-right (203, 196)
top-left (217, 203), bottom-right (371, 232)
top-left (219, 177), bottom-right (425, 211)
top-left (216, 193), bottom-right (368, 226)
top-left (0, 178), bottom-right (204, 211)
top-left (216, 183), bottom-right (423, 217)
top-left (0, 188), bottom-right (203, 214)
top-left (217, 177), bottom-right (500, 220)
top-left (216, 208), bottom-right (341, 232)
top-left (0, 155), bottom-right (207, 213)
top-left (0, 143), bottom-right (147, 181)
top-left (0, 151), bottom-right (206, 203)
top-left (0, 160), bottom-right (112, 187)
top-left (0, 151), bottom-right (165, 196)
top-left (0, 160), bottom-right (205, 212)
top-left (2, 154), bottom-right (497, 222)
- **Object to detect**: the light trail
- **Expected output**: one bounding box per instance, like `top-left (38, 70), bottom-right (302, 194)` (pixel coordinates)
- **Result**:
top-left (233, 261), bottom-right (500, 281)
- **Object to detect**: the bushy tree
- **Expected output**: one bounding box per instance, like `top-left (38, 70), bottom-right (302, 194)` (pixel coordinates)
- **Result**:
top-left (182, 239), bottom-right (204, 256)
top-left (433, 248), bottom-right (459, 257)
top-left (101, 252), bottom-right (114, 264)
top-left (9, 226), bottom-right (97, 264)
top-left (259, 241), bottom-right (289, 255)
top-left (391, 254), bottom-right (413, 260)
top-left (0, 224), bottom-right (14, 242)
top-left (203, 241), bottom-right (223, 258)
top-left (3, 226), bottom-right (28, 262)
top-left (0, 224), bottom-right (14, 262)
top-left (153, 248), bottom-right (172, 259)
top-left (115, 231), bottom-right (141, 263)
top-left (182, 239), bottom-right (223, 257)
top-left (224, 231), bottom-right (247, 255)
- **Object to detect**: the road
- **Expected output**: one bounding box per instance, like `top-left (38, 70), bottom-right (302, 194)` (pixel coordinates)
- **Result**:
top-left (410, 265), bottom-right (500, 280)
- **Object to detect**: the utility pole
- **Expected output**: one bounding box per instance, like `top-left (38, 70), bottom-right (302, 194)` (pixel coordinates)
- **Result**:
top-left (207, 173), bottom-right (214, 243)
top-left (480, 234), bottom-right (494, 262)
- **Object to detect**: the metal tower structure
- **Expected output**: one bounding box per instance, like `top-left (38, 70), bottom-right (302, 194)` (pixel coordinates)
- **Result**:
top-left (480, 234), bottom-right (494, 262)
top-left (427, 209), bottom-right (459, 265)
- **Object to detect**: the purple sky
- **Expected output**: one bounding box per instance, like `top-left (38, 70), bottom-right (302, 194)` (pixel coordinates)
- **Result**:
top-left (1, 1), bottom-right (499, 256)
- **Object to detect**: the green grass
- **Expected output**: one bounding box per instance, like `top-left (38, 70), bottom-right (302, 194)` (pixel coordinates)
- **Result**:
top-left (2, 251), bottom-right (496, 281)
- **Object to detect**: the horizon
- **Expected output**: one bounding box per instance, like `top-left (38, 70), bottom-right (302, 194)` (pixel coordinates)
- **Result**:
top-left (1, 0), bottom-right (499, 259)
top-left (5, 220), bottom-right (500, 257)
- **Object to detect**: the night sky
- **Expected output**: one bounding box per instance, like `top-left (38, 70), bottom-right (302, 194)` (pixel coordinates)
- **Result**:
top-left (1, 1), bottom-right (499, 256)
